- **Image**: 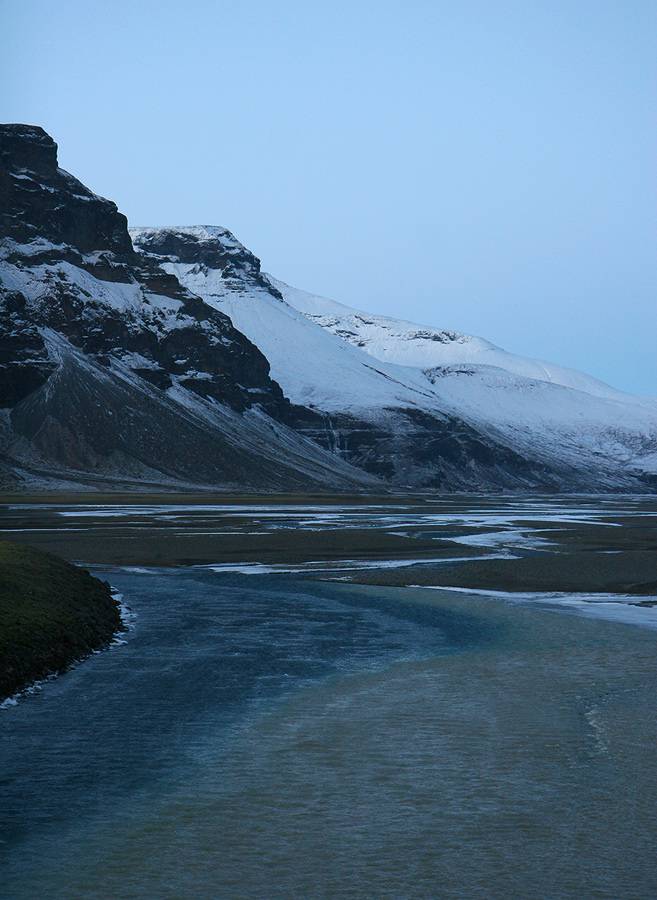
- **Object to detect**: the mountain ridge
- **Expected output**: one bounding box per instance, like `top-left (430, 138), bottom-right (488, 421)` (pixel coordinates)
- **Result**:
top-left (131, 224), bottom-right (657, 491)
top-left (1, 124), bottom-right (655, 492)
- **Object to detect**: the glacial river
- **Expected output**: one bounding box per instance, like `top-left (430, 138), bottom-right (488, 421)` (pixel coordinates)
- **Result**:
top-left (2, 564), bottom-right (657, 899)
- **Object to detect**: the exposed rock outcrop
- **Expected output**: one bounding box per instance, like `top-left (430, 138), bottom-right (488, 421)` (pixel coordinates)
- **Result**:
top-left (0, 124), bottom-right (372, 491)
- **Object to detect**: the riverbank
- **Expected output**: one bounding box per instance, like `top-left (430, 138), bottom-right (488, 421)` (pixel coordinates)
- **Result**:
top-left (0, 541), bottom-right (123, 701)
top-left (347, 547), bottom-right (657, 594)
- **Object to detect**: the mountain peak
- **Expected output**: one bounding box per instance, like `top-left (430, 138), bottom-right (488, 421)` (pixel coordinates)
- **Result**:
top-left (0, 122), bottom-right (131, 255)
top-left (131, 225), bottom-right (281, 298)
top-left (131, 225), bottom-right (246, 261)
top-left (0, 123), bottom-right (58, 176)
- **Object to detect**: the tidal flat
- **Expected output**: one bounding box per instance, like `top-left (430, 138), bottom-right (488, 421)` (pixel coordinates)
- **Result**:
top-left (1, 494), bottom-right (656, 898)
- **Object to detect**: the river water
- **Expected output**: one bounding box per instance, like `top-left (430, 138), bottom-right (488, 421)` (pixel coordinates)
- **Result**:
top-left (2, 564), bottom-right (657, 899)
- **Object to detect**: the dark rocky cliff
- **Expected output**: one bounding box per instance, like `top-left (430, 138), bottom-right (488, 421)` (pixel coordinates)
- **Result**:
top-left (0, 124), bottom-right (372, 490)
top-left (0, 125), bottom-right (288, 414)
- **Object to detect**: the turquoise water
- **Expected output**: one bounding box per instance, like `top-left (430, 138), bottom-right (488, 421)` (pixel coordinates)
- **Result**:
top-left (2, 571), bottom-right (657, 898)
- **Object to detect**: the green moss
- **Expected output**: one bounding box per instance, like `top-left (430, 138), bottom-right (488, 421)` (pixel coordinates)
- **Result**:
top-left (0, 541), bottom-right (122, 701)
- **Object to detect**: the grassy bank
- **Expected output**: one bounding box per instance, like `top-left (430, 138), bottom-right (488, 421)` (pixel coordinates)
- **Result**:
top-left (0, 542), bottom-right (123, 701)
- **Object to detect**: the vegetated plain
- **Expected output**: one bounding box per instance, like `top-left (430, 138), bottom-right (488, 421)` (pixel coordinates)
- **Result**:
top-left (0, 540), bottom-right (122, 700)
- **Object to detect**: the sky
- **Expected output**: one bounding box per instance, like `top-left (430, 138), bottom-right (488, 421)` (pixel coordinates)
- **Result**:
top-left (2, 0), bottom-right (655, 395)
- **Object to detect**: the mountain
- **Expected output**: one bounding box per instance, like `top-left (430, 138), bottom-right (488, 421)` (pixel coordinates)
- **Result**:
top-left (131, 227), bottom-right (657, 492)
top-left (0, 125), bottom-right (372, 491)
top-left (1, 124), bottom-right (655, 492)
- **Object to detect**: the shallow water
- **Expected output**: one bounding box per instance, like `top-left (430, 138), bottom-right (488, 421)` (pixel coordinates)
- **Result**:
top-left (2, 570), bottom-right (657, 898)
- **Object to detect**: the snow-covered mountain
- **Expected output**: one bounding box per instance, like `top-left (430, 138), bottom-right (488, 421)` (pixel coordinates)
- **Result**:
top-left (0, 126), bottom-right (372, 491)
top-left (269, 276), bottom-right (628, 402)
top-left (132, 225), bottom-right (657, 491)
top-left (1, 124), bottom-right (655, 492)
top-left (271, 277), bottom-right (657, 478)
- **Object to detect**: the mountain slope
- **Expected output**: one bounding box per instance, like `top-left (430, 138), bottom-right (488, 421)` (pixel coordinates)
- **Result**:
top-left (131, 226), bottom-right (657, 491)
top-left (0, 125), bottom-right (374, 491)
top-left (271, 277), bottom-right (657, 483)
top-left (269, 276), bottom-right (629, 402)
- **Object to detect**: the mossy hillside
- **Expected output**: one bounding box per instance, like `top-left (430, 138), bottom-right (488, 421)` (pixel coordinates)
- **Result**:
top-left (0, 541), bottom-right (122, 700)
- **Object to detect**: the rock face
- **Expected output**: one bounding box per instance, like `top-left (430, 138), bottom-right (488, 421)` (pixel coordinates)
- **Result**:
top-left (1, 123), bottom-right (656, 492)
top-left (0, 124), bottom-right (132, 255)
top-left (0, 125), bottom-right (372, 491)
top-left (133, 226), bottom-right (280, 298)
top-left (0, 126), bottom-right (283, 415)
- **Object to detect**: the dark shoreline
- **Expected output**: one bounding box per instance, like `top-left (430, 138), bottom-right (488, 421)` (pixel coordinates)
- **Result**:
top-left (0, 541), bottom-right (124, 702)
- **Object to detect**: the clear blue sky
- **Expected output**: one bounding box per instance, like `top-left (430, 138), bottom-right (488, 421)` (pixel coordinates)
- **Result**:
top-left (2, 0), bottom-right (655, 394)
